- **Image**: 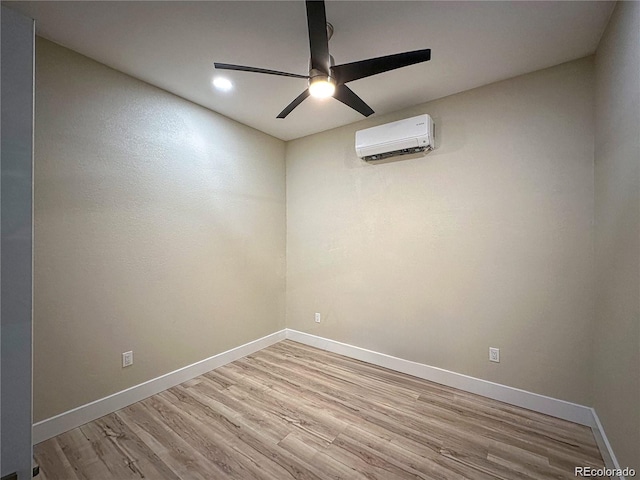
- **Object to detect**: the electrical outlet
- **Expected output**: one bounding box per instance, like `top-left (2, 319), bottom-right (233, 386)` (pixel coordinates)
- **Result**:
top-left (314, 312), bottom-right (321, 323)
top-left (122, 351), bottom-right (134, 368)
top-left (489, 347), bottom-right (500, 363)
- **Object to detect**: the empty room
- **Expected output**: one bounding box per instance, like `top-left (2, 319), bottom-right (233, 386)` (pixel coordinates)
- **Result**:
top-left (1, 1), bottom-right (638, 479)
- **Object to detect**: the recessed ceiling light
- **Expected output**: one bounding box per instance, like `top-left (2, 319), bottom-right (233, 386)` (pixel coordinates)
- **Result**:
top-left (212, 77), bottom-right (233, 92)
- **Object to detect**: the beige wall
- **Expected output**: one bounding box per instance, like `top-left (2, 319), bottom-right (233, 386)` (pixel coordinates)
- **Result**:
top-left (286, 58), bottom-right (595, 405)
top-left (593, 1), bottom-right (640, 469)
top-left (34, 39), bottom-right (286, 421)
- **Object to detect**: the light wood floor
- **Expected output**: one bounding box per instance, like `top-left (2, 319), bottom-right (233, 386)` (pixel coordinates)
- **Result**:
top-left (35, 340), bottom-right (605, 479)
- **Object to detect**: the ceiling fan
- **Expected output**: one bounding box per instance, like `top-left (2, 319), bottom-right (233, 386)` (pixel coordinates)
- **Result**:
top-left (214, 1), bottom-right (431, 119)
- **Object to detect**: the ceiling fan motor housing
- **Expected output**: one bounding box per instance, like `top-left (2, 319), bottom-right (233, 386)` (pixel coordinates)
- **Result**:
top-left (308, 68), bottom-right (335, 86)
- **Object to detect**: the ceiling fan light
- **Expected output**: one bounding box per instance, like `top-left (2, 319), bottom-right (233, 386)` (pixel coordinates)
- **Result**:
top-left (309, 76), bottom-right (336, 98)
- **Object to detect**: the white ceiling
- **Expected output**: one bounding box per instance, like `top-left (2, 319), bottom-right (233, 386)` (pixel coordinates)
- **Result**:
top-left (9, 1), bottom-right (614, 141)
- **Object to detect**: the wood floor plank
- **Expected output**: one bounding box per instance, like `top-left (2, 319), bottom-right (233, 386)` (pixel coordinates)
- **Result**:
top-left (32, 438), bottom-right (81, 480)
top-left (260, 346), bottom-right (422, 402)
top-left (116, 403), bottom-right (223, 480)
top-left (232, 351), bottom-right (452, 452)
top-left (158, 387), bottom-right (323, 480)
top-left (35, 340), bottom-right (605, 479)
top-left (277, 432), bottom-right (365, 480)
top-left (341, 423), bottom-right (495, 480)
top-left (56, 427), bottom-right (122, 479)
top-left (270, 341), bottom-right (456, 402)
top-left (75, 420), bottom-right (151, 479)
top-left (145, 392), bottom-right (278, 480)
top-left (165, 385), bottom-right (306, 480)
top-left (215, 362), bottom-right (350, 443)
top-left (91, 413), bottom-right (181, 479)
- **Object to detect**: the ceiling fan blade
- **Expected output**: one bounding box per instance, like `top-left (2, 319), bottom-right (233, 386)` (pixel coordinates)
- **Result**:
top-left (305, 1), bottom-right (330, 73)
top-left (214, 63), bottom-right (308, 79)
top-left (332, 49), bottom-right (431, 84)
top-left (333, 84), bottom-right (374, 117)
top-left (277, 89), bottom-right (311, 119)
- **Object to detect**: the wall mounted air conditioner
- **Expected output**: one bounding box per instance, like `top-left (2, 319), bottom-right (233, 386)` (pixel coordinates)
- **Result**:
top-left (355, 114), bottom-right (435, 161)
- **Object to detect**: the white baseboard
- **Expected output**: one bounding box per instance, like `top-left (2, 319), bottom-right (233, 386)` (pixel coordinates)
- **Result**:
top-left (590, 408), bottom-right (625, 479)
top-left (32, 329), bottom-right (286, 444)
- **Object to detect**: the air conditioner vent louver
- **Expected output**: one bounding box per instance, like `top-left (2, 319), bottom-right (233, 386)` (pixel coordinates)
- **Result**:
top-left (363, 146), bottom-right (432, 161)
